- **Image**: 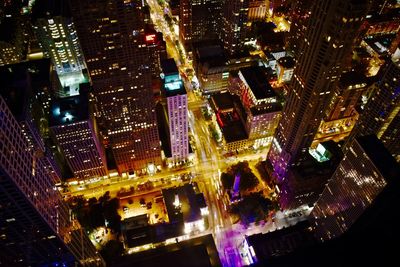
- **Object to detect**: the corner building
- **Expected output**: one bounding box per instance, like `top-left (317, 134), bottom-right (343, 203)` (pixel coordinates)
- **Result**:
top-left (70, 0), bottom-right (161, 174)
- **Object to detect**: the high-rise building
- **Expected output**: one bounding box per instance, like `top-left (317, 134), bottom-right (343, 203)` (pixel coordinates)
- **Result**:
top-left (221, 0), bottom-right (250, 56)
top-left (314, 71), bottom-right (369, 144)
top-left (144, 27), bottom-right (168, 80)
top-left (161, 59), bottom-right (189, 163)
top-left (285, 0), bottom-right (313, 56)
top-left (268, 0), bottom-right (371, 185)
top-left (70, 0), bottom-right (161, 175)
top-left (179, 0), bottom-right (221, 51)
top-left (348, 53), bottom-right (400, 161)
top-left (248, 0), bottom-right (268, 22)
top-left (311, 135), bottom-right (400, 241)
top-left (32, 0), bottom-right (86, 75)
top-left (0, 94), bottom-right (104, 266)
top-left (49, 86), bottom-right (108, 180)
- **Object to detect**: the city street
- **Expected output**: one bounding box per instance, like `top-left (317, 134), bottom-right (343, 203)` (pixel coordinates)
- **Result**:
top-left (62, 1), bottom-right (297, 266)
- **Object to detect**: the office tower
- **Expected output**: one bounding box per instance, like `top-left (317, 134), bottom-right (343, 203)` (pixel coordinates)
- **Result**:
top-left (311, 135), bottom-right (400, 241)
top-left (161, 59), bottom-right (189, 163)
top-left (144, 27), bottom-right (168, 80)
top-left (267, 0), bottom-right (371, 183)
top-left (314, 71), bottom-right (369, 144)
top-left (348, 53), bottom-right (400, 161)
top-left (70, 0), bottom-right (161, 175)
top-left (50, 86), bottom-right (108, 180)
top-left (0, 95), bottom-right (104, 266)
top-left (285, 0), bottom-right (313, 55)
top-left (32, 0), bottom-right (86, 75)
top-left (179, 0), bottom-right (221, 50)
top-left (248, 0), bottom-right (268, 21)
top-left (221, 0), bottom-right (250, 56)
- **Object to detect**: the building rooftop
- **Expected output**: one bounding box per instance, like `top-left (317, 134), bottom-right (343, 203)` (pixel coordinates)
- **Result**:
top-left (160, 59), bottom-right (187, 96)
top-left (162, 184), bottom-right (202, 223)
top-left (211, 92), bottom-right (235, 111)
top-left (197, 44), bottom-right (225, 60)
top-left (222, 121), bottom-right (248, 143)
top-left (0, 63), bottom-right (31, 120)
top-left (163, 81), bottom-right (186, 97)
top-left (239, 66), bottom-right (276, 100)
top-left (31, 0), bottom-right (72, 20)
top-left (0, 59), bottom-right (52, 119)
top-left (339, 71), bottom-right (367, 89)
top-left (123, 214), bottom-right (153, 248)
top-left (364, 33), bottom-right (397, 55)
top-left (114, 234), bottom-right (220, 267)
top-left (58, 71), bottom-right (89, 98)
top-left (0, 17), bottom-right (17, 42)
top-left (196, 44), bottom-right (227, 70)
top-left (49, 84), bottom-right (90, 127)
top-left (247, 220), bottom-right (314, 260)
top-left (278, 56), bottom-right (295, 68)
top-left (161, 58), bottom-right (179, 76)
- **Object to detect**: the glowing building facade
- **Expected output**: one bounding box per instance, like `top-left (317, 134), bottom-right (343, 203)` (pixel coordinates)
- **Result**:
top-left (161, 59), bottom-right (189, 163)
top-left (311, 135), bottom-right (399, 241)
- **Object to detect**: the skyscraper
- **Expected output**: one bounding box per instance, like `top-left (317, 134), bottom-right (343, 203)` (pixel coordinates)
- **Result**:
top-left (70, 0), bottom-right (162, 175)
top-left (311, 135), bottom-right (400, 241)
top-left (0, 93), bottom-right (104, 266)
top-left (49, 86), bottom-right (108, 181)
top-left (32, 0), bottom-right (86, 75)
top-left (314, 71), bottom-right (369, 144)
top-left (221, 0), bottom-right (250, 56)
top-left (179, 0), bottom-right (221, 50)
top-left (348, 53), bottom-right (400, 161)
top-left (247, 0), bottom-right (268, 22)
top-left (161, 59), bottom-right (189, 163)
top-left (268, 0), bottom-right (371, 184)
top-left (285, 0), bottom-right (313, 56)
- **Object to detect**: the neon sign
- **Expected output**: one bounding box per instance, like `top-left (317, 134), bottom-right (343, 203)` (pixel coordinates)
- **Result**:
top-left (145, 34), bottom-right (156, 43)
